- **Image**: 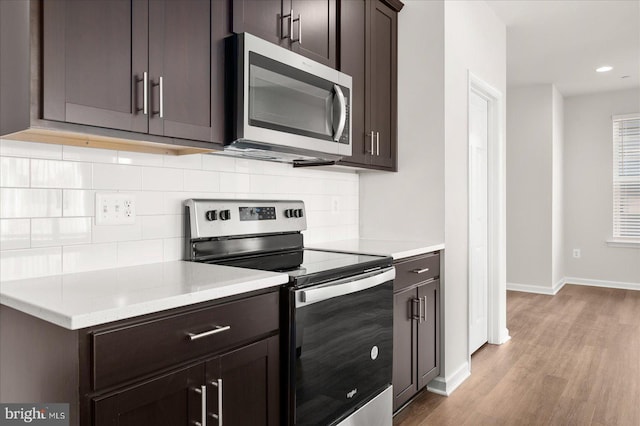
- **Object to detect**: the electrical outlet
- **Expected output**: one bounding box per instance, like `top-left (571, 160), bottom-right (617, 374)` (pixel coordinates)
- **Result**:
top-left (572, 249), bottom-right (581, 259)
top-left (95, 192), bottom-right (136, 225)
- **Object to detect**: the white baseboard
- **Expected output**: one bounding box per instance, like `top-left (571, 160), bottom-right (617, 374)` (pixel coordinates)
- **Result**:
top-left (564, 277), bottom-right (640, 291)
top-left (508, 277), bottom-right (639, 294)
top-left (506, 282), bottom-right (558, 295)
top-left (426, 361), bottom-right (470, 396)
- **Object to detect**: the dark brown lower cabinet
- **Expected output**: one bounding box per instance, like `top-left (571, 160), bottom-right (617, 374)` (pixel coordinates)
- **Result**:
top-left (0, 289), bottom-right (280, 426)
top-left (392, 253), bottom-right (441, 412)
top-left (93, 336), bottom-right (279, 426)
top-left (93, 364), bottom-right (204, 426)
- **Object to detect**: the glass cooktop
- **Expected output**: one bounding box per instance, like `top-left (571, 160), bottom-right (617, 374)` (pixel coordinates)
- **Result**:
top-left (207, 249), bottom-right (391, 287)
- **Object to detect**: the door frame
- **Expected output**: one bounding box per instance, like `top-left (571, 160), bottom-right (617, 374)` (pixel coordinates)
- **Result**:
top-left (467, 72), bottom-right (510, 362)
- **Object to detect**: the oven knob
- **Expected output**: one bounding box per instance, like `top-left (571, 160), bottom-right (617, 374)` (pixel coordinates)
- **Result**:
top-left (219, 209), bottom-right (231, 221)
top-left (284, 209), bottom-right (293, 218)
top-left (205, 210), bottom-right (217, 221)
top-left (293, 209), bottom-right (303, 218)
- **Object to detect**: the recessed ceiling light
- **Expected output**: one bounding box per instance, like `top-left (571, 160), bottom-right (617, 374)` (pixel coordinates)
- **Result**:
top-left (596, 66), bottom-right (613, 73)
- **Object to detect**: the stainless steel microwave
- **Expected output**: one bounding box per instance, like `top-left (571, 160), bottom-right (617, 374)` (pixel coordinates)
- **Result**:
top-left (224, 33), bottom-right (352, 165)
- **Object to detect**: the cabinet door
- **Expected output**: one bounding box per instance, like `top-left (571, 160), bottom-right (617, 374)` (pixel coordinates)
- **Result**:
top-left (232, 0), bottom-right (286, 47)
top-left (392, 286), bottom-right (418, 412)
top-left (148, 0), bottom-right (214, 142)
top-left (43, 0), bottom-right (148, 133)
top-left (206, 336), bottom-right (280, 426)
top-left (338, 0), bottom-right (368, 166)
top-left (93, 364), bottom-right (204, 426)
top-left (290, 0), bottom-right (336, 68)
top-left (417, 279), bottom-right (440, 389)
top-left (369, 0), bottom-right (397, 170)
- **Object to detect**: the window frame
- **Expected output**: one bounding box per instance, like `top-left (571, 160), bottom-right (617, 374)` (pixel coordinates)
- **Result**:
top-left (609, 113), bottom-right (640, 246)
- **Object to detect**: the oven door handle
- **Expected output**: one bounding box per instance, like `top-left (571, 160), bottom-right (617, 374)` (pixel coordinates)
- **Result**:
top-left (298, 268), bottom-right (395, 306)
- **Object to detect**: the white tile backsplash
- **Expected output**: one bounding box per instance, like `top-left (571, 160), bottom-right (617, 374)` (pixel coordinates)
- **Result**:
top-left (117, 239), bottom-right (164, 267)
top-left (62, 243), bottom-right (118, 274)
top-left (1, 157), bottom-right (30, 187)
top-left (31, 159), bottom-right (92, 189)
top-left (31, 217), bottom-right (92, 247)
top-left (0, 219), bottom-right (31, 250)
top-left (141, 215), bottom-right (182, 239)
top-left (92, 220), bottom-right (143, 243)
top-left (0, 188), bottom-right (62, 218)
top-left (0, 139), bottom-right (62, 160)
top-left (1, 138), bottom-right (359, 280)
top-left (63, 190), bottom-right (96, 217)
top-left (184, 169), bottom-right (220, 192)
top-left (143, 166), bottom-right (184, 191)
top-left (1, 247), bottom-right (63, 281)
top-left (94, 163), bottom-right (143, 190)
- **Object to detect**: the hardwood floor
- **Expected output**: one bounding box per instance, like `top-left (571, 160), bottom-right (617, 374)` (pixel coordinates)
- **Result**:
top-left (393, 285), bottom-right (640, 426)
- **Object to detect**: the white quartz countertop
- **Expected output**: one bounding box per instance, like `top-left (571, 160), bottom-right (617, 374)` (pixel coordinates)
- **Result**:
top-left (0, 261), bottom-right (288, 330)
top-left (307, 239), bottom-right (444, 260)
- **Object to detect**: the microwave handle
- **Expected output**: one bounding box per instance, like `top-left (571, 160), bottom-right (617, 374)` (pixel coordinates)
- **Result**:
top-left (332, 84), bottom-right (347, 142)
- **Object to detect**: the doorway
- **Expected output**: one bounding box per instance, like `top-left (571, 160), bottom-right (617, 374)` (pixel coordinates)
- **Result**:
top-left (467, 72), bottom-right (510, 358)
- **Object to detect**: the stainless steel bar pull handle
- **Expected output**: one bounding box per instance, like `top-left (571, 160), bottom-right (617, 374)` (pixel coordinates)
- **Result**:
top-left (419, 297), bottom-right (424, 323)
top-left (193, 385), bottom-right (207, 426)
top-left (135, 72), bottom-right (148, 115)
top-left (209, 379), bottom-right (223, 426)
top-left (376, 131), bottom-right (380, 156)
top-left (159, 76), bottom-right (164, 118)
top-left (370, 131), bottom-right (375, 154)
top-left (282, 10), bottom-right (301, 43)
top-left (411, 298), bottom-right (420, 321)
top-left (411, 268), bottom-right (430, 274)
top-left (423, 295), bottom-right (428, 321)
top-left (187, 325), bottom-right (231, 341)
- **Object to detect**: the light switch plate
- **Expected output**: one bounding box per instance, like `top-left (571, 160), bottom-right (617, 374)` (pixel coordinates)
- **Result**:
top-left (95, 192), bottom-right (136, 225)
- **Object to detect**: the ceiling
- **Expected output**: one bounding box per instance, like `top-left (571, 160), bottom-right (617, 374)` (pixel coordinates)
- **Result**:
top-left (485, 0), bottom-right (640, 96)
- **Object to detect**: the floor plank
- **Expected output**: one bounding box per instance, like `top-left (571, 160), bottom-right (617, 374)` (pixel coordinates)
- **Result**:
top-left (393, 285), bottom-right (640, 426)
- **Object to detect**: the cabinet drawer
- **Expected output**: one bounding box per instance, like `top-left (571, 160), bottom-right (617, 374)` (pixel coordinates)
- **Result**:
top-left (91, 291), bottom-right (279, 391)
top-left (394, 253), bottom-right (440, 292)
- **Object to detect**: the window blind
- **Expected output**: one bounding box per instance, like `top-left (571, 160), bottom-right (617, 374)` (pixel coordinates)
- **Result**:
top-left (613, 114), bottom-right (640, 240)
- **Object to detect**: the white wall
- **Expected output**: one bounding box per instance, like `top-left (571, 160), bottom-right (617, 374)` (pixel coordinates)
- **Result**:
top-left (564, 88), bottom-right (640, 285)
top-left (506, 85), bottom-right (554, 288)
top-left (551, 85), bottom-right (564, 287)
top-left (444, 0), bottom-right (506, 388)
top-left (0, 139), bottom-right (359, 281)
top-left (359, 0), bottom-right (445, 244)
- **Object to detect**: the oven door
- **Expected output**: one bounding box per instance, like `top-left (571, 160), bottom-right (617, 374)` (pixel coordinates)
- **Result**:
top-left (289, 267), bottom-right (394, 426)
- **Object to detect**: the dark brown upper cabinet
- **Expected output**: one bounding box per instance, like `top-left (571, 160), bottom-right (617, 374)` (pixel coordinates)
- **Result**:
top-left (232, 0), bottom-right (336, 68)
top-left (0, 0), bottom-right (225, 155)
top-left (339, 0), bottom-right (402, 171)
top-left (43, 0), bottom-right (225, 144)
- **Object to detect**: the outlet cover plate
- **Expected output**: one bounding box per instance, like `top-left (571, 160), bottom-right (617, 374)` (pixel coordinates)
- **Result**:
top-left (95, 192), bottom-right (136, 225)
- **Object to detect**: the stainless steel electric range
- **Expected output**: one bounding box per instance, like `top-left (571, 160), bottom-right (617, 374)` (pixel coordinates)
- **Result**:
top-left (184, 199), bottom-right (394, 426)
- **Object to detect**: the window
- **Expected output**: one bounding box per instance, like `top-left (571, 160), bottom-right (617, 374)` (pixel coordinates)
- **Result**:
top-left (612, 114), bottom-right (640, 241)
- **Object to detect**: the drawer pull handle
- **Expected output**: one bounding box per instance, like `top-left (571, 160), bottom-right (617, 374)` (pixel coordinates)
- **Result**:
top-left (411, 268), bottom-right (430, 274)
top-left (187, 325), bottom-right (231, 341)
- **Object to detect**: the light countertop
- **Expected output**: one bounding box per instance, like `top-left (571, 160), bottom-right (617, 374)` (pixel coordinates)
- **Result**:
top-left (308, 239), bottom-right (444, 260)
top-left (0, 261), bottom-right (288, 330)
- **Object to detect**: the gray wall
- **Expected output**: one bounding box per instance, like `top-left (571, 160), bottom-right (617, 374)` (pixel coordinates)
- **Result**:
top-left (359, 0), bottom-right (445, 244)
top-left (507, 85), bottom-right (554, 289)
top-left (564, 88), bottom-right (640, 285)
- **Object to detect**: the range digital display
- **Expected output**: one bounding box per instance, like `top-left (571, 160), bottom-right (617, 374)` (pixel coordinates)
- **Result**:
top-left (239, 206), bottom-right (276, 221)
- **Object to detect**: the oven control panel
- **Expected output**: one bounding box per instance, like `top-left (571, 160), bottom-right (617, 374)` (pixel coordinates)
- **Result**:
top-left (185, 199), bottom-right (307, 238)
